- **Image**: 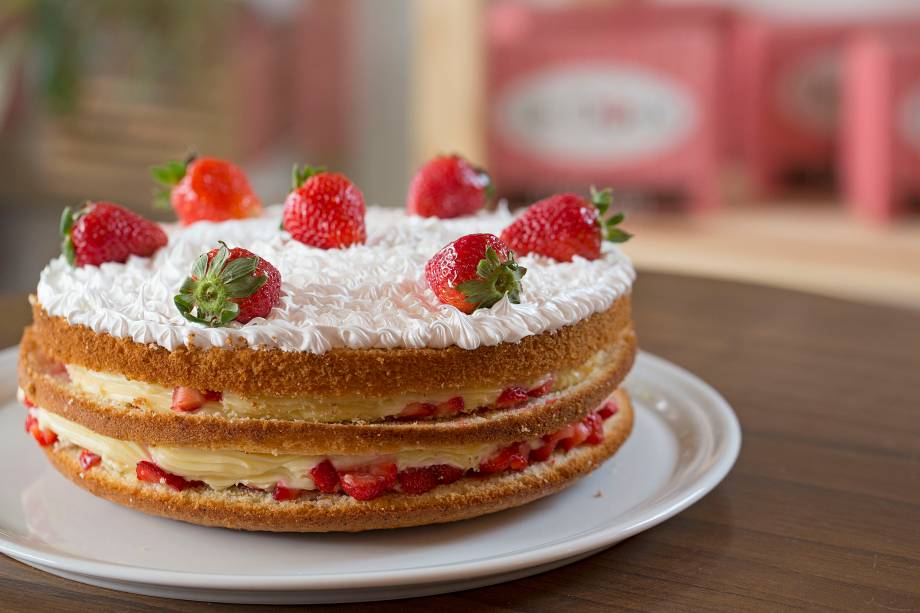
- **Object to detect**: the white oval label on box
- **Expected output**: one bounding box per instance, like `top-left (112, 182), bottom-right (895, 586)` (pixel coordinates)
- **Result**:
top-left (495, 64), bottom-right (697, 164)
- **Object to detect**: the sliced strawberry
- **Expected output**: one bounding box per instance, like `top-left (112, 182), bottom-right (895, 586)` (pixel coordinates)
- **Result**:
top-left (135, 460), bottom-right (201, 491)
top-left (527, 376), bottom-right (555, 398)
top-left (496, 386), bottom-right (529, 409)
top-left (434, 396), bottom-right (465, 417)
top-left (398, 466), bottom-right (439, 494)
top-left (203, 390), bottom-right (223, 402)
top-left (338, 462), bottom-right (398, 501)
top-left (479, 443), bottom-right (529, 474)
top-left (598, 400), bottom-right (619, 420)
top-left (272, 484), bottom-right (303, 502)
top-left (433, 464), bottom-right (465, 485)
top-left (49, 362), bottom-right (70, 380)
top-left (584, 412), bottom-right (605, 445)
top-left (79, 450), bottom-right (102, 471)
top-left (398, 401), bottom-right (437, 419)
top-left (25, 413), bottom-right (58, 446)
top-left (559, 422), bottom-right (591, 452)
top-left (21, 394), bottom-right (35, 408)
top-left (398, 464), bottom-right (465, 495)
top-left (171, 387), bottom-right (205, 412)
top-left (529, 429), bottom-right (569, 462)
top-left (309, 459), bottom-right (340, 493)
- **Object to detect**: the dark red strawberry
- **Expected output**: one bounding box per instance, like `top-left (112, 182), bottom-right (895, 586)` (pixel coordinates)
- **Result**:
top-left (272, 484), bottom-right (303, 502)
top-left (528, 376), bottom-right (555, 398)
top-left (152, 155), bottom-right (262, 225)
top-left (174, 242), bottom-right (281, 326)
top-left (282, 165), bottom-right (366, 249)
top-left (398, 396), bottom-right (465, 420)
top-left (499, 187), bottom-right (631, 262)
top-left (479, 443), bottom-right (529, 474)
top-left (398, 464), bottom-right (465, 494)
top-left (136, 461), bottom-right (202, 491)
top-left (406, 154), bottom-right (493, 218)
top-left (310, 459), bottom-right (340, 493)
top-left (529, 430), bottom-right (566, 462)
top-left (79, 450), bottom-right (102, 471)
top-left (60, 202), bottom-right (168, 267)
top-left (583, 411), bottom-right (605, 445)
top-left (496, 386), bottom-right (529, 409)
top-left (425, 233), bottom-right (526, 314)
top-left (338, 462), bottom-right (397, 501)
top-left (598, 400), bottom-right (619, 420)
top-left (25, 413), bottom-right (57, 446)
top-left (559, 421), bottom-right (591, 452)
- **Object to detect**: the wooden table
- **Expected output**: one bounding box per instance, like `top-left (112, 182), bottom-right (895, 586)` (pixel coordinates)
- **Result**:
top-left (2, 272), bottom-right (918, 611)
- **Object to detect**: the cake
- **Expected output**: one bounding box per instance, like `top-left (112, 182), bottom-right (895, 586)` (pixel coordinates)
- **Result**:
top-left (16, 155), bottom-right (637, 532)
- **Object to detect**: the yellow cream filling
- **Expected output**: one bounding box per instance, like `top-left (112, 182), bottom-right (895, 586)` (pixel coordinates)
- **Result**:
top-left (64, 351), bottom-right (608, 422)
top-left (33, 408), bottom-right (500, 491)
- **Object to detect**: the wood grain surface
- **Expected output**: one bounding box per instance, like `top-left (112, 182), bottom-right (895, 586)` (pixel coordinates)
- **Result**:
top-left (1, 272), bottom-right (918, 612)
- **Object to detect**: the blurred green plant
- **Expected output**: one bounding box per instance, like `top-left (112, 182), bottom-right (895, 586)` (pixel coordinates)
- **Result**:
top-left (3, 0), bottom-right (235, 113)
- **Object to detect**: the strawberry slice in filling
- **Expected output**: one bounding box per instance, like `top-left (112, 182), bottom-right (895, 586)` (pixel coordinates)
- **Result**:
top-left (338, 462), bottom-right (398, 501)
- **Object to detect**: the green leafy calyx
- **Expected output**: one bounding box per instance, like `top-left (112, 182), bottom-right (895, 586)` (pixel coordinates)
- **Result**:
top-left (59, 204), bottom-right (88, 266)
top-left (456, 246), bottom-right (527, 310)
top-left (291, 164), bottom-right (327, 190)
top-left (590, 186), bottom-right (633, 244)
top-left (174, 241), bottom-right (267, 327)
top-left (151, 152), bottom-right (196, 209)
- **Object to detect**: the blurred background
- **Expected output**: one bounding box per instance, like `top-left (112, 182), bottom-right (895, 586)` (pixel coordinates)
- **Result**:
top-left (2, 0), bottom-right (919, 315)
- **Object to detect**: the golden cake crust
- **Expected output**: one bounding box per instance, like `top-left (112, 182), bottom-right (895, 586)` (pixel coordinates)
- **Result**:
top-left (28, 295), bottom-right (633, 397)
top-left (20, 332), bottom-right (636, 453)
top-left (41, 390), bottom-right (633, 532)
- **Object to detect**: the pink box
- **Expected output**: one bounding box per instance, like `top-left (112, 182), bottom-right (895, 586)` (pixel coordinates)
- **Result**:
top-left (842, 31), bottom-right (920, 221)
top-left (733, 16), bottom-right (852, 195)
top-left (485, 3), bottom-right (728, 212)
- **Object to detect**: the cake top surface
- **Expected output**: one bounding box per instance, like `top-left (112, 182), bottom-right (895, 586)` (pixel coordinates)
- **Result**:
top-left (37, 205), bottom-right (635, 354)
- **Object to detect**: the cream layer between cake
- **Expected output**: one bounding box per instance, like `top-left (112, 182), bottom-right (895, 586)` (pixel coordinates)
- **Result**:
top-left (29, 398), bottom-right (624, 491)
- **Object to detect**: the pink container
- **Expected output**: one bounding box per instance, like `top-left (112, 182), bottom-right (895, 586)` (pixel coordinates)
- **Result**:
top-left (485, 3), bottom-right (728, 212)
top-left (842, 31), bottom-right (920, 221)
top-left (733, 16), bottom-right (851, 195)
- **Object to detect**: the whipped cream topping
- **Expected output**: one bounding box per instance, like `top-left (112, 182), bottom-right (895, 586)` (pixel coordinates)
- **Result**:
top-left (37, 205), bottom-right (635, 354)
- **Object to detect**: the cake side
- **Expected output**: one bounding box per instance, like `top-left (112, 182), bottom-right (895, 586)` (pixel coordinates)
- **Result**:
top-left (38, 391), bottom-right (634, 532)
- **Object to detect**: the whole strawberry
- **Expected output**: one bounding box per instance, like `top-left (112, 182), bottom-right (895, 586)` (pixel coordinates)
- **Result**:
top-left (406, 154), bottom-right (493, 218)
top-left (152, 155), bottom-right (262, 225)
top-left (499, 187), bottom-right (631, 262)
top-left (60, 202), bottom-right (168, 267)
top-left (425, 233), bottom-right (526, 314)
top-left (282, 165), bottom-right (366, 249)
top-left (174, 242), bottom-right (281, 326)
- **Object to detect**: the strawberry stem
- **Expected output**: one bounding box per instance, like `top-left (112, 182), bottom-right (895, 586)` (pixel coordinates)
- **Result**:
top-left (456, 246), bottom-right (527, 310)
top-left (590, 185), bottom-right (632, 244)
top-left (291, 164), bottom-right (327, 190)
top-left (174, 242), bottom-right (267, 327)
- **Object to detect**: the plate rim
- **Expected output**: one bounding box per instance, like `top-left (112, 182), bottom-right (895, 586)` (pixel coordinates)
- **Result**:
top-left (0, 346), bottom-right (741, 592)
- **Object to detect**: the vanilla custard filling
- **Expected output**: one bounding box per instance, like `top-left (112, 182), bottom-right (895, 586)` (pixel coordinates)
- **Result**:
top-left (30, 401), bottom-right (619, 492)
top-left (32, 407), bottom-right (500, 490)
top-left (63, 350), bottom-right (608, 421)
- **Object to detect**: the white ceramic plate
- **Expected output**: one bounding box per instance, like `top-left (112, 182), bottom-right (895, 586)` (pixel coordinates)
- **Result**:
top-left (0, 346), bottom-right (740, 604)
